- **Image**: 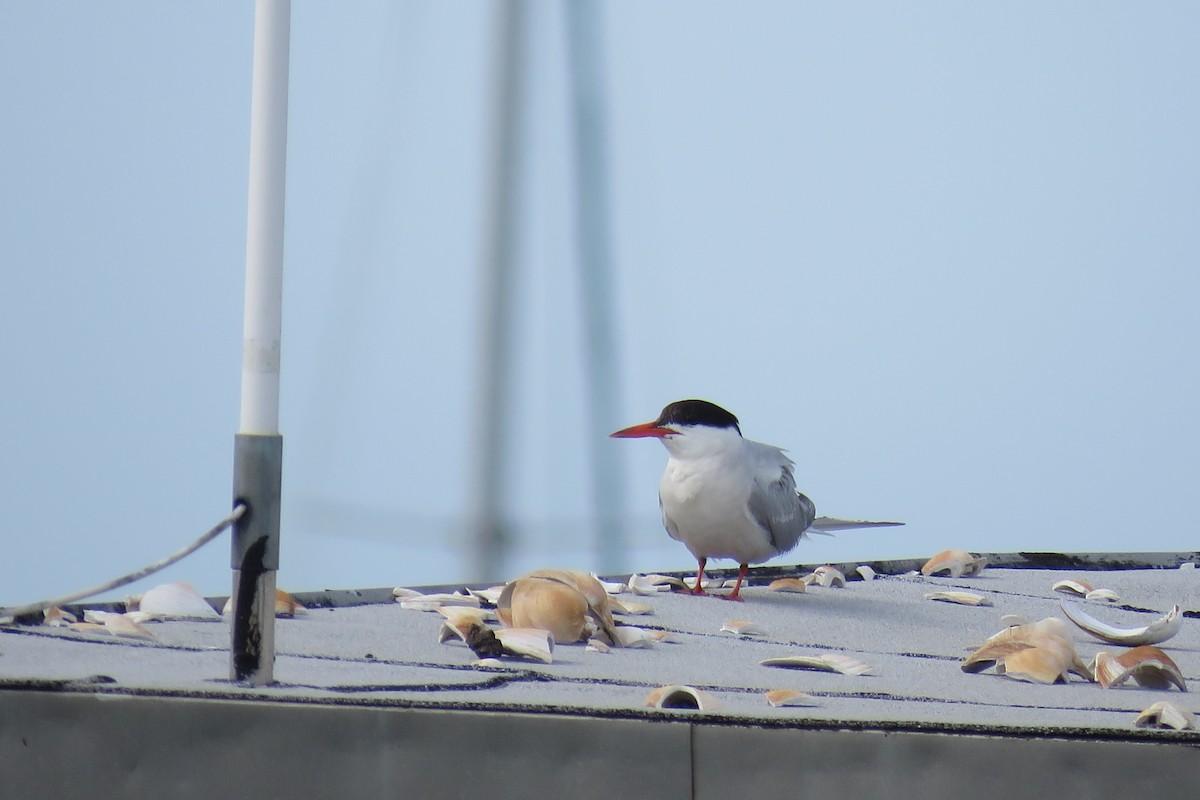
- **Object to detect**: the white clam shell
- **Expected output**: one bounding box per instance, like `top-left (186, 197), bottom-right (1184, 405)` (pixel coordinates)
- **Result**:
top-left (855, 565), bottom-right (877, 581)
top-left (1061, 600), bottom-right (1182, 646)
top-left (760, 652), bottom-right (874, 676)
top-left (493, 627), bottom-right (554, 663)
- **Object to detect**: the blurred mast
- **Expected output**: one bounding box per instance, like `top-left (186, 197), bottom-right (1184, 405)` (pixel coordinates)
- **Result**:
top-left (565, 1), bottom-right (625, 575)
top-left (470, 0), bottom-right (528, 582)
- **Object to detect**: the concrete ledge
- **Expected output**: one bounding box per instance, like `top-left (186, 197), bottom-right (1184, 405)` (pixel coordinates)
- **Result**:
top-left (2, 690), bottom-right (1197, 799)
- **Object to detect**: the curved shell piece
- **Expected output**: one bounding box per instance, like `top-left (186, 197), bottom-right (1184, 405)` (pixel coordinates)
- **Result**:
top-left (609, 598), bottom-right (653, 616)
top-left (926, 591), bottom-right (992, 607)
top-left (466, 585), bottom-right (506, 606)
top-left (628, 574), bottom-right (682, 595)
top-left (768, 578), bottom-right (808, 594)
top-left (392, 587), bottom-right (424, 600)
top-left (74, 612), bottom-right (156, 641)
top-left (498, 576), bottom-right (589, 644)
top-left (1061, 600), bottom-right (1182, 646)
top-left (765, 689), bottom-right (819, 707)
top-left (585, 638), bottom-right (611, 653)
top-left (720, 619), bottom-right (769, 637)
top-left (1051, 579), bottom-right (1094, 597)
top-left (1093, 646), bottom-right (1187, 691)
top-left (645, 684), bottom-right (717, 711)
top-left (613, 626), bottom-right (667, 648)
top-left (963, 619), bottom-right (1083, 678)
top-left (493, 627), bottom-right (554, 663)
top-left (136, 582), bottom-right (221, 620)
top-left (588, 573), bottom-right (628, 595)
top-left (1134, 701), bottom-right (1196, 730)
top-left (521, 569), bottom-right (620, 643)
top-left (808, 566), bottom-right (846, 588)
top-left (921, 549), bottom-right (987, 578)
top-left (760, 653), bottom-right (874, 676)
top-left (855, 565), bottom-right (877, 582)
top-left (1085, 588), bottom-right (1120, 603)
top-left (398, 592), bottom-right (481, 612)
top-left (996, 645), bottom-right (1072, 684)
top-left (43, 607), bottom-right (76, 627)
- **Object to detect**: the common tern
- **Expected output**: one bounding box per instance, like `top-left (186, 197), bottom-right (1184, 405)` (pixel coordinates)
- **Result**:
top-left (611, 399), bottom-right (902, 600)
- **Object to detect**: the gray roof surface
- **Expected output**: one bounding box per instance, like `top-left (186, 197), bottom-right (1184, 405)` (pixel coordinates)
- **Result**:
top-left (2, 553), bottom-right (1199, 740)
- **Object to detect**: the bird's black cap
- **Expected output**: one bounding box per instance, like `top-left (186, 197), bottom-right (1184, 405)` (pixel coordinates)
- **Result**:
top-left (656, 399), bottom-right (741, 434)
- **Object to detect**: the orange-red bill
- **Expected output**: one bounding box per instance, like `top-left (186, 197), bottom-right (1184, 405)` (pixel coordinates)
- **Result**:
top-left (609, 421), bottom-right (677, 439)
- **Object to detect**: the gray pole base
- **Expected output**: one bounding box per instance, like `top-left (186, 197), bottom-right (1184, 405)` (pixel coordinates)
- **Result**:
top-left (230, 432), bottom-right (283, 684)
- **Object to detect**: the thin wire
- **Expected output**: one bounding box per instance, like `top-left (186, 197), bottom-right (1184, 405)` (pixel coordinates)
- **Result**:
top-left (0, 503), bottom-right (247, 620)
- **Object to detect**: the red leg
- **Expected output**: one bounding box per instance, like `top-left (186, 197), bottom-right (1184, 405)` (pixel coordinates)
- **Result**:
top-left (717, 563), bottom-right (749, 602)
top-left (689, 558), bottom-right (709, 595)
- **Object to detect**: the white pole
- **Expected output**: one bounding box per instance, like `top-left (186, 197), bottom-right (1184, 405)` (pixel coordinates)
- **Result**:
top-left (240, 0), bottom-right (290, 436)
top-left (231, 0), bottom-right (290, 686)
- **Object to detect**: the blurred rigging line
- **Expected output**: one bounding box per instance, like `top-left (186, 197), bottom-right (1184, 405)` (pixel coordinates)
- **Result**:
top-left (470, 0), bottom-right (528, 583)
top-left (565, 0), bottom-right (626, 575)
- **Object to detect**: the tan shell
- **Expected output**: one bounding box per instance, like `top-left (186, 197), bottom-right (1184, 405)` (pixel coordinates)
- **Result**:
top-left (613, 626), bottom-right (668, 648)
top-left (645, 685), bottom-right (717, 711)
top-left (996, 644), bottom-right (1073, 684)
top-left (493, 627), bottom-right (554, 663)
top-left (1134, 701), bottom-right (1196, 730)
top-left (962, 618), bottom-right (1088, 681)
top-left (498, 576), bottom-right (589, 644)
top-left (73, 612), bottom-right (156, 641)
top-left (760, 652), bottom-right (874, 676)
top-left (1092, 646), bottom-right (1187, 691)
top-left (921, 549), bottom-right (987, 578)
top-left (1084, 588), bottom-right (1120, 603)
top-left (767, 578), bottom-right (808, 594)
top-left (765, 689), bottom-right (819, 707)
top-left (925, 590), bottom-right (992, 606)
top-left (42, 607), bottom-right (76, 627)
top-left (466, 585), bottom-right (506, 606)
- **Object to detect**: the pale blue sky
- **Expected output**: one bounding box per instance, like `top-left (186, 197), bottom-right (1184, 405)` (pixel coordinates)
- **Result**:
top-left (2, 3), bottom-right (1197, 605)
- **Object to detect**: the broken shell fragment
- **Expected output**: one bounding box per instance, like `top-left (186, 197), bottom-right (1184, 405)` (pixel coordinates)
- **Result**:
top-left (765, 689), bottom-right (819, 707)
top-left (273, 589), bottom-right (307, 617)
top-left (609, 598), bottom-right (653, 616)
top-left (613, 626), bottom-right (667, 648)
top-left (996, 644), bottom-right (1073, 684)
top-left (134, 582), bottom-right (221, 620)
top-left (760, 653), bottom-right (874, 676)
top-left (962, 618), bottom-right (1088, 681)
top-left (720, 619), bottom-right (769, 637)
top-left (492, 627), bottom-right (554, 663)
top-left (925, 590), bottom-right (992, 607)
top-left (437, 607), bottom-right (494, 644)
top-left (1134, 701), bottom-right (1196, 731)
top-left (855, 565), bottom-right (877, 581)
top-left (73, 612), bottom-right (156, 641)
top-left (645, 685), bottom-right (717, 711)
top-left (1085, 588), bottom-right (1120, 603)
top-left (466, 585), bottom-right (506, 606)
top-left (921, 549), bottom-right (987, 578)
top-left (585, 638), bottom-right (611, 653)
top-left (807, 565), bottom-right (846, 588)
top-left (1051, 579), bottom-right (1094, 597)
top-left (398, 592), bottom-right (481, 612)
top-left (392, 587), bottom-right (423, 600)
top-left (1092, 647), bottom-right (1187, 691)
top-left (1061, 600), bottom-right (1182, 646)
top-left (767, 578), bottom-right (808, 594)
top-left (999, 614), bottom-right (1030, 628)
top-left (628, 574), bottom-right (686, 595)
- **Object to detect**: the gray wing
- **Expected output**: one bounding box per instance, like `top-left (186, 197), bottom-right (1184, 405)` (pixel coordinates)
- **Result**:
top-left (746, 455), bottom-right (817, 555)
